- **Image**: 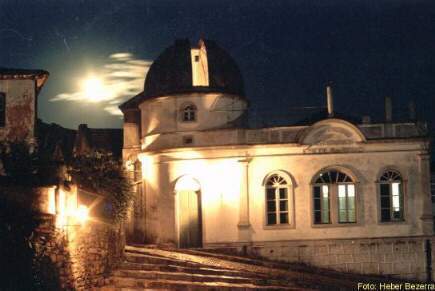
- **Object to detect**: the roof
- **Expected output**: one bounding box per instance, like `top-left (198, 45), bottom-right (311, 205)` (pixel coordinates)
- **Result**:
top-left (120, 39), bottom-right (245, 111)
top-left (0, 67), bottom-right (49, 91)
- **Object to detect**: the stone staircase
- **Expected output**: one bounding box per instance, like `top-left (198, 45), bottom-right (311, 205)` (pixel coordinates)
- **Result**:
top-left (98, 245), bottom-right (384, 290)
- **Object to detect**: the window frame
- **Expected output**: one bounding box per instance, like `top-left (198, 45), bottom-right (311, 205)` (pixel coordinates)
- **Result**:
top-left (377, 169), bottom-right (406, 224)
top-left (263, 171), bottom-right (295, 229)
top-left (180, 103), bottom-right (197, 123)
top-left (311, 168), bottom-right (359, 227)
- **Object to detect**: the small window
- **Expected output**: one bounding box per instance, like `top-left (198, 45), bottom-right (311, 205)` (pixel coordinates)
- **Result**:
top-left (182, 135), bottom-right (193, 145)
top-left (194, 55), bottom-right (200, 62)
top-left (182, 104), bottom-right (197, 122)
top-left (313, 169), bottom-right (356, 225)
top-left (0, 92), bottom-right (5, 127)
top-left (379, 170), bottom-right (404, 222)
top-left (265, 174), bottom-right (289, 225)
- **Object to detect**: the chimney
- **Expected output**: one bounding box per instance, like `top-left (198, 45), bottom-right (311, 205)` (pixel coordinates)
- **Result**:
top-left (408, 100), bottom-right (416, 121)
top-left (385, 96), bottom-right (392, 122)
top-left (326, 85), bottom-right (334, 118)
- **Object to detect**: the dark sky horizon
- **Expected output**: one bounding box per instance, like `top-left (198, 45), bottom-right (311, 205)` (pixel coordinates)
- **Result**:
top-left (0, 0), bottom-right (434, 130)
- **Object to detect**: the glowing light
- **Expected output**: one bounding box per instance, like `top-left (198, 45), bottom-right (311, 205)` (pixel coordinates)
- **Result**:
top-left (81, 76), bottom-right (108, 102)
top-left (75, 205), bottom-right (90, 224)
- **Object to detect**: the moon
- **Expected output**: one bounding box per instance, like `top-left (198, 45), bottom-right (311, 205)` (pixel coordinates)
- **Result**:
top-left (82, 76), bottom-right (107, 102)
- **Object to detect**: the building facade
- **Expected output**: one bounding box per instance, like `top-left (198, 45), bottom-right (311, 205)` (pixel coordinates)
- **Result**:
top-left (121, 39), bottom-right (433, 279)
top-left (0, 68), bottom-right (49, 144)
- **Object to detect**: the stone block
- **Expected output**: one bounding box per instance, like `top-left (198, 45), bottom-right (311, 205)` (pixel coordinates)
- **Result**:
top-left (329, 243), bottom-right (343, 255)
top-left (362, 262), bottom-right (379, 275)
top-left (393, 262), bottom-right (410, 274)
top-left (379, 262), bottom-right (392, 275)
top-left (393, 241), bottom-right (408, 253)
top-left (313, 245), bottom-right (328, 255)
top-left (378, 242), bottom-right (393, 254)
top-left (337, 254), bottom-right (353, 264)
top-left (346, 262), bottom-right (362, 273)
top-left (353, 253), bottom-right (373, 263)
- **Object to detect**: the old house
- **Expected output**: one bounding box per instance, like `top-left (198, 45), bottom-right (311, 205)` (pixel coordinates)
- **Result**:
top-left (0, 68), bottom-right (49, 144)
top-left (120, 39), bottom-right (433, 280)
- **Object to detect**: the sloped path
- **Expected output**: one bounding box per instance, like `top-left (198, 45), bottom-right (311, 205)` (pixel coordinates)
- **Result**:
top-left (98, 245), bottom-right (386, 290)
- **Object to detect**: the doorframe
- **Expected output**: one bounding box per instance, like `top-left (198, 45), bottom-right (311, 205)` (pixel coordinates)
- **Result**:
top-left (174, 175), bottom-right (203, 248)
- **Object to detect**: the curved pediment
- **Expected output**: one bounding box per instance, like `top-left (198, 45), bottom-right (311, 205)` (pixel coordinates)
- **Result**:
top-left (298, 119), bottom-right (366, 146)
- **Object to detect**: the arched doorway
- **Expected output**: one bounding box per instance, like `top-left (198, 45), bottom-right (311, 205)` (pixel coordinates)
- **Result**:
top-left (175, 176), bottom-right (202, 248)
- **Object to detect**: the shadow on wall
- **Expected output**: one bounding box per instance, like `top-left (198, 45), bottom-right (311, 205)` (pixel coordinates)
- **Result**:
top-left (0, 188), bottom-right (62, 291)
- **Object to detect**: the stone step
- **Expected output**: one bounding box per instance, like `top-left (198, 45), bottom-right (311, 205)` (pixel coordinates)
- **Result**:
top-left (112, 269), bottom-right (284, 286)
top-left (106, 276), bottom-right (303, 290)
top-left (125, 252), bottom-right (203, 268)
top-left (119, 261), bottom-right (260, 278)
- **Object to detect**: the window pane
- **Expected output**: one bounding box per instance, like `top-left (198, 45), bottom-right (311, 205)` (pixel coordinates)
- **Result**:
top-left (380, 184), bottom-right (390, 196)
top-left (381, 209), bottom-right (390, 221)
top-left (392, 195), bottom-right (401, 212)
top-left (393, 210), bottom-right (403, 220)
top-left (348, 196), bottom-right (355, 210)
top-left (381, 196), bottom-right (390, 208)
top-left (338, 196), bottom-right (346, 210)
top-left (314, 211), bottom-right (321, 224)
top-left (267, 214), bottom-right (276, 225)
top-left (266, 188), bottom-right (275, 200)
top-left (267, 201), bottom-right (276, 212)
top-left (313, 186), bottom-right (321, 198)
top-left (280, 213), bottom-right (288, 224)
top-left (348, 210), bottom-right (356, 222)
top-left (279, 188), bottom-right (287, 199)
top-left (279, 200), bottom-right (288, 211)
top-left (330, 171), bottom-right (337, 183)
top-left (339, 210), bottom-right (347, 222)
top-left (314, 198), bottom-right (320, 211)
top-left (348, 184), bottom-right (355, 197)
top-left (322, 185), bottom-right (329, 198)
top-left (392, 182), bottom-right (400, 196)
top-left (321, 210), bottom-right (330, 223)
top-left (338, 184), bottom-right (346, 198)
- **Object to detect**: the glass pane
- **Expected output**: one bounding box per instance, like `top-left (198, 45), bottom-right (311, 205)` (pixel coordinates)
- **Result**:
top-left (348, 184), bottom-right (355, 197)
top-left (266, 188), bottom-right (275, 200)
top-left (280, 213), bottom-right (288, 224)
top-left (337, 172), bottom-right (346, 182)
top-left (381, 209), bottom-right (390, 221)
top-left (380, 184), bottom-right (390, 196)
top-left (348, 196), bottom-right (355, 210)
top-left (267, 214), bottom-right (276, 225)
top-left (348, 210), bottom-right (356, 222)
top-left (392, 195), bottom-right (400, 212)
top-left (321, 210), bottom-right (330, 223)
top-left (339, 210), bottom-right (347, 222)
top-left (313, 186), bottom-right (321, 198)
top-left (338, 197), bottom-right (346, 210)
top-left (381, 196), bottom-right (390, 208)
top-left (393, 210), bottom-right (403, 220)
top-left (330, 171), bottom-right (337, 183)
top-left (267, 201), bottom-right (276, 212)
top-left (279, 188), bottom-right (288, 199)
top-left (314, 198), bottom-right (321, 211)
top-left (314, 211), bottom-right (321, 224)
top-left (392, 182), bottom-right (400, 196)
top-left (322, 185), bottom-right (329, 198)
top-left (338, 184), bottom-right (346, 198)
top-left (279, 200), bottom-right (288, 211)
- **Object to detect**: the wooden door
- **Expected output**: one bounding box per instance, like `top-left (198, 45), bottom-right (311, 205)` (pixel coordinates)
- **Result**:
top-left (178, 190), bottom-right (201, 248)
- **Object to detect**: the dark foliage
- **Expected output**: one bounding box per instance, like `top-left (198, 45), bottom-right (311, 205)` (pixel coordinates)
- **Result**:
top-left (68, 151), bottom-right (133, 222)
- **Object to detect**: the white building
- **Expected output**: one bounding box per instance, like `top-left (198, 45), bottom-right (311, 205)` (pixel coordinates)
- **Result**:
top-left (120, 39), bottom-right (433, 280)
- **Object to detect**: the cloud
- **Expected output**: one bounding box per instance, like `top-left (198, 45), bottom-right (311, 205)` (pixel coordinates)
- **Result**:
top-left (51, 52), bottom-right (152, 116)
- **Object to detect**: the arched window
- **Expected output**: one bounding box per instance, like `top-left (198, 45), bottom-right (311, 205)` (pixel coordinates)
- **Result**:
top-left (265, 174), bottom-right (290, 225)
top-left (379, 170), bottom-right (404, 222)
top-left (313, 169), bottom-right (356, 224)
top-left (182, 104), bottom-right (197, 122)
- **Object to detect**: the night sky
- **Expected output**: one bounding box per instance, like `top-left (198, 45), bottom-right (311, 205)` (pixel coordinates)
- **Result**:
top-left (0, 0), bottom-right (434, 130)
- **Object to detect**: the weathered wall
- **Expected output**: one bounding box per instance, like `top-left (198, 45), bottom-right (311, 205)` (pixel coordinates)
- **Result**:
top-left (0, 79), bottom-right (36, 142)
top-left (205, 236), bottom-right (434, 281)
top-left (34, 215), bottom-right (124, 290)
top-left (139, 92), bottom-right (247, 137)
top-left (139, 140), bottom-right (432, 246)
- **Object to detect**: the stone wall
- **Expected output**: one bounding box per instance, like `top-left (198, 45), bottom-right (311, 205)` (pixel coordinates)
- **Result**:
top-left (206, 236), bottom-right (435, 281)
top-left (33, 215), bottom-right (124, 290)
